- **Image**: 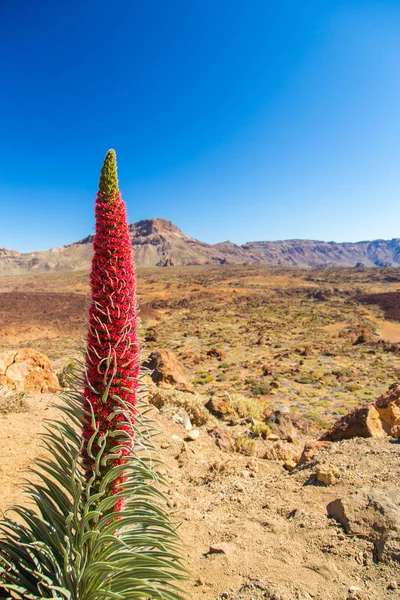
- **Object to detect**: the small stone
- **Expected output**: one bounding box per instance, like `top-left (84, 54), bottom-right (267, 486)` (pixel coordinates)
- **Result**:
top-left (387, 582), bottom-right (399, 591)
top-left (160, 441), bottom-right (170, 449)
top-left (241, 469), bottom-right (250, 478)
top-left (347, 586), bottom-right (364, 600)
top-left (316, 465), bottom-right (340, 485)
top-left (208, 542), bottom-right (230, 554)
top-left (171, 435), bottom-right (183, 442)
top-left (283, 460), bottom-right (297, 472)
top-left (182, 412), bottom-right (192, 431)
top-left (267, 433), bottom-right (280, 441)
top-left (186, 429), bottom-right (200, 441)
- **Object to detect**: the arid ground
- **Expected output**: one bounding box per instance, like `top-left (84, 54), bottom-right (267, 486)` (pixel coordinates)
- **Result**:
top-left (1, 265), bottom-right (400, 599)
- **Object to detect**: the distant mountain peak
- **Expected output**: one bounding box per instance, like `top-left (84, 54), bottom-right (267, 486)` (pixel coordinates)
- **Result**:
top-left (1, 218), bottom-right (400, 275)
top-left (129, 218), bottom-right (185, 238)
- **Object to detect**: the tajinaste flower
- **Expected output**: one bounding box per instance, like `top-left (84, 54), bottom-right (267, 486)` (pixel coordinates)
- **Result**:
top-left (83, 149), bottom-right (139, 507)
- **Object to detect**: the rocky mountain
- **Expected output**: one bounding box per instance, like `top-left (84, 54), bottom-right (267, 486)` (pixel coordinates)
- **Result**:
top-left (1, 218), bottom-right (400, 274)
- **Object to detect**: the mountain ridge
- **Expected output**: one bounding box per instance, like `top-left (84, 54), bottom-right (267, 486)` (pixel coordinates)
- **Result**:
top-left (1, 218), bottom-right (400, 274)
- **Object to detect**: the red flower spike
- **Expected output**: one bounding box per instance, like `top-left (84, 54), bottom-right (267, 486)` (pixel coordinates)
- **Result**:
top-left (82, 150), bottom-right (139, 508)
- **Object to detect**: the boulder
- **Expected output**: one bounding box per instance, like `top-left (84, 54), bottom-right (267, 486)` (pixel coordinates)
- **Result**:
top-left (316, 464), bottom-right (341, 485)
top-left (374, 382), bottom-right (400, 438)
top-left (327, 488), bottom-right (400, 563)
top-left (341, 324), bottom-right (375, 345)
top-left (0, 349), bottom-right (60, 393)
top-left (263, 409), bottom-right (296, 442)
top-left (264, 407), bottom-right (319, 442)
top-left (206, 348), bottom-right (226, 361)
top-left (318, 382), bottom-right (400, 442)
top-left (319, 405), bottom-right (385, 442)
top-left (143, 349), bottom-right (194, 392)
top-left (297, 440), bottom-right (331, 467)
top-left (205, 391), bottom-right (236, 422)
top-left (209, 428), bottom-right (235, 453)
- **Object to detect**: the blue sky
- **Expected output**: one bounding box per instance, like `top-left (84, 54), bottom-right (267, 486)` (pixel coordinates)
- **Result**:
top-left (1, 0), bottom-right (400, 251)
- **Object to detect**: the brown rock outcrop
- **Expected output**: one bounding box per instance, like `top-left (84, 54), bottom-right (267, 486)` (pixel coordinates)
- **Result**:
top-left (320, 382), bottom-right (400, 442)
top-left (327, 488), bottom-right (400, 563)
top-left (264, 407), bottom-right (319, 442)
top-left (374, 382), bottom-right (400, 438)
top-left (143, 349), bottom-right (194, 392)
top-left (297, 440), bottom-right (331, 467)
top-left (0, 349), bottom-right (60, 393)
top-left (206, 348), bottom-right (227, 361)
top-left (205, 392), bottom-right (236, 422)
top-left (263, 409), bottom-right (297, 442)
top-left (319, 405), bottom-right (385, 442)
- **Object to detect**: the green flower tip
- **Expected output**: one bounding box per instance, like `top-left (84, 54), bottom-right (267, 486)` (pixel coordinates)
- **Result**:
top-left (99, 149), bottom-right (119, 197)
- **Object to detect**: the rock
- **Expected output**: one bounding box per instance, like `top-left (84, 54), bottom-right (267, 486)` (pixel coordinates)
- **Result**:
top-left (319, 405), bottom-right (385, 442)
top-left (0, 349), bottom-right (60, 393)
top-left (206, 348), bottom-right (226, 361)
top-left (347, 586), bottom-right (366, 600)
top-left (186, 429), bottom-right (200, 441)
top-left (283, 460), bottom-right (297, 472)
top-left (374, 382), bottom-right (400, 438)
top-left (208, 542), bottom-right (230, 554)
top-left (264, 409), bottom-right (297, 442)
top-left (209, 428), bottom-right (235, 453)
top-left (144, 327), bottom-right (159, 343)
top-left (297, 441), bottom-right (331, 466)
top-left (301, 345), bottom-right (313, 356)
top-left (353, 327), bottom-right (374, 345)
top-left (181, 410), bottom-right (192, 431)
top-left (264, 407), bottom-right (319, 441)
top-left (316, 464), bottom-right (340, 485)
top-left (376, 532), bottom-right (400, 563)
top-left (143, 349), bottom-right (194, 392)
top-left (387, 581), bottom-right (399, 590)
top-left (342, 324), bottom-right (375, 345)
top-left (262, 363), bottom-right (273, 376)
top-left (327, 488), bottom-right (400, 563)
top-left (319, 381), bottom-right (400, 442)
top-left (205, 392), bottom-right (236, 421)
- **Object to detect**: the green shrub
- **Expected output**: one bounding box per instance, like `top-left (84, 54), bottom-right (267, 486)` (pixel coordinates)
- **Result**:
top-left (251, 423), bottom-right (272, 439)
top-left (229, 393), bottom-right (265, 420)
top-left (251, 382), bottom-right (271, 395)
top-left (234, 434), bottom-right (256, 456)
top-left (295, 374), bottom-right (315, 384)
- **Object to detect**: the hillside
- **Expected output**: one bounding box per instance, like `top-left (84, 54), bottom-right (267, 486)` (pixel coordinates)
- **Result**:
top-left (1, 218), bottom-right (400, 274)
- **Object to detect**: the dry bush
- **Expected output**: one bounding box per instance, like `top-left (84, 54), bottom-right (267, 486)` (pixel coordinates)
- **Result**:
top-left (0, 386), bottom-right (28, 415)
top-left (148, 387), bottom-right (213, 426)
top-left (229, 392), bottom-right (265, 421)
top-left (262, 441), bottom-right (301, 462)
top-left (234, 434), bottom-right (256, 456)
top-left (251, 422), bottom-right (272, 439)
